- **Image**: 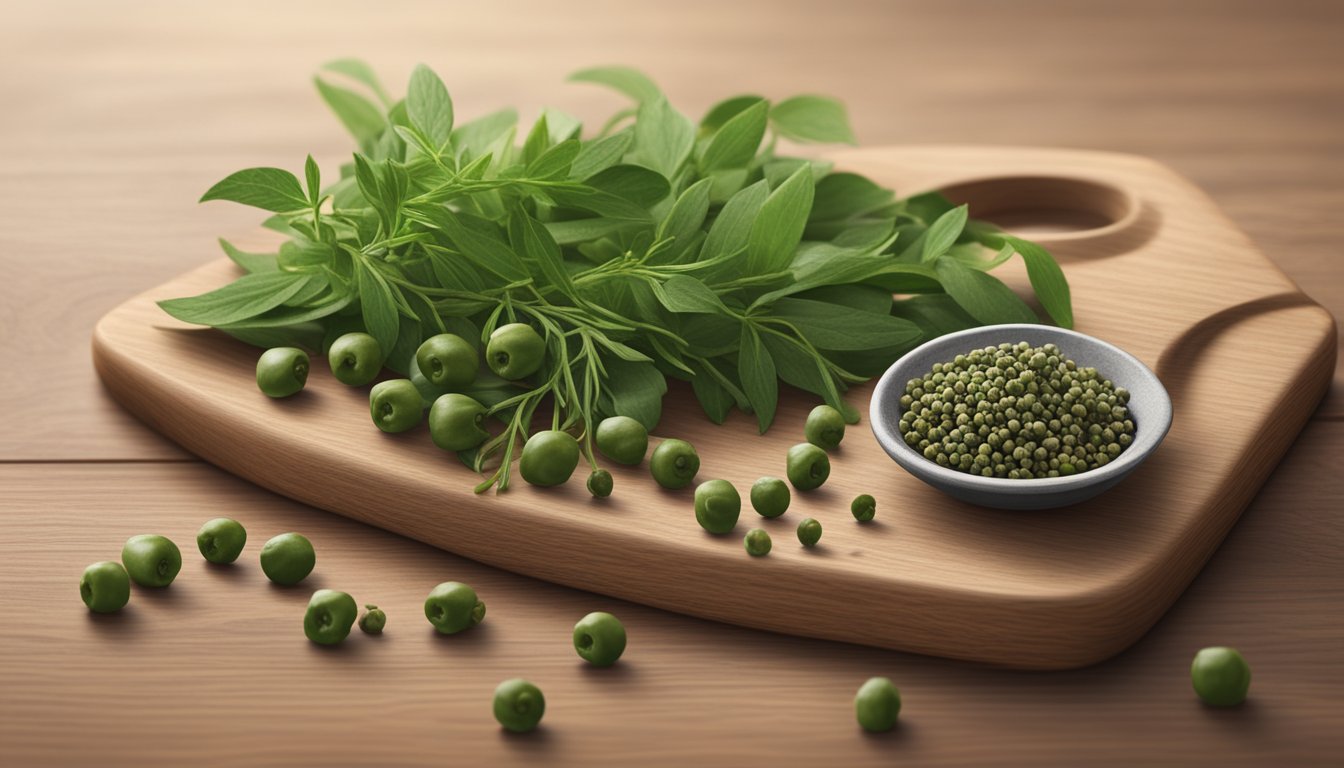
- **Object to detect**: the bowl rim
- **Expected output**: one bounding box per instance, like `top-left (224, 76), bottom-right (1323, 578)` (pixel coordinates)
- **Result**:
top-left (869, 324), bottom-right (1172, 498)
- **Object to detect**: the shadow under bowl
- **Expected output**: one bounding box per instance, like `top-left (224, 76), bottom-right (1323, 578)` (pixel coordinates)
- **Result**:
top-left (869, 324), bottom-right (1172, 510)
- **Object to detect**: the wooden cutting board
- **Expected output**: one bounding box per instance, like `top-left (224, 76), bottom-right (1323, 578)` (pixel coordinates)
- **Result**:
top-left (92, 146), bottom-right (1336, 670)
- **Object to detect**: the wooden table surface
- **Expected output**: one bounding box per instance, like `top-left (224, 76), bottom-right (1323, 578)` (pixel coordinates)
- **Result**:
top-left (2, 1), bottom-right (1340, 765)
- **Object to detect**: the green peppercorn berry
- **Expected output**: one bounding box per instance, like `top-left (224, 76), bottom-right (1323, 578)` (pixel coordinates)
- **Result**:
top-left (595, 415), bottom-right (649, 465)
top-left (428, 393), bottom-right (490, 452)
top-left (805, 404), bottom-right (846, 450)
top-left (415, 333), bottom-right (478, 391)
top-left (797, 517), bottom-right (822, 547)
top-left (519, 430), bottom-right (581, 487)
top-left (369, 379), bottom-right (424, 433)
top-left (744, 528), bottom-right (772, 557)
top-left (750, 477), bottom-right (791, 518)
top-left (359, 604), bottom-right (386, 635)
top-left (693, 479), bottom-right (741, 534)
top-left (493, 678), bottom-right (545, 733)
top-left (587, 469), bottom-right (613, 498)
top-left (327, 332), bottom-right (383, 386)
top-left (259, 532), bottom-right (315, 586)
top-left (1191, 647), bottom-right (1251, 706)
top-left (255, 347), bottom-right (309, 398)
top-left (650, 439), bottom-right (700, 490)
top-left (424, 581), bottom-right (485, 634)
top-left (573, 611), bottom-right (626, 667)
top-left (80, 561), bottom-right (131, 614)
top-left (854, 677), bottom-right (902, 732)
top-left (851, 494), bottom-right (876, 523)
top-left (304, 589), bottom-right (358, 646)
top-left (486, 323), bottom-right (546, 380)
top-left (121, 534), bottom-right (182, 588)
top-left (196, 517), bottom-right (247, 564)
top-left (786, 443), bottom-right (831, 491)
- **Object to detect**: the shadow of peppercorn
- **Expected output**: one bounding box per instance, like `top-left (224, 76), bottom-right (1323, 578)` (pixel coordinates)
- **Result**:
top-left (84, 605), bottom-right (141, 634)
top-left (424, 619), bottom-right (495, 653)
top-left (577, 660), bottom-right (639, 683)
top-left (498, 724), bottom-right (556, 749)
top-left (1197, 698), bottom-right (1265, 732)
top-left (200, 560), bottom-right (248, 580)
top-left (859, 720), bottom-right (917, 746)
top-left (132, 583), bottom-right (187, 604)
top-left (266, 574), bottom-right (327, 599)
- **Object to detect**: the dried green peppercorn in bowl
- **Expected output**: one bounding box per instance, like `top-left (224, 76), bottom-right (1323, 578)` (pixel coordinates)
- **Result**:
top-left (870, 324), bottom-right (1171, 510)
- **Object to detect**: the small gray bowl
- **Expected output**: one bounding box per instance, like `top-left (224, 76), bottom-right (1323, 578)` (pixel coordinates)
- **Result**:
top-left (869, 324), bottom-right (1172, 510)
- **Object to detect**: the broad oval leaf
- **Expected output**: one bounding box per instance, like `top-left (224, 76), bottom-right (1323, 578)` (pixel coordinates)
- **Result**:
top-left (200, 167), bottom-right (309, 213)
top-left (921, 204), bottom-right (968, 263)
top-left (738, 324), bottom-right (778, 434)
top-left (1004, 235), bottom-right (1074, 328)
top-left (569, 66), bottom-right (663, 104)
top-left (769, 95), bottom-right (857, 145)
top-left (314, 77), bottom-right (387, 147)
top-left (406, 64), bottom-right (454, 150)
top-left (158, 271), bottom-right (319, 326)
top-left (934, 257), bottom-right (1039, 325)
top-left (746, 165), bottom-right (815, 275)
top-left (700, 99), bottom-right (768, 172)
top-left (570, 131), bottom-right (633, 180)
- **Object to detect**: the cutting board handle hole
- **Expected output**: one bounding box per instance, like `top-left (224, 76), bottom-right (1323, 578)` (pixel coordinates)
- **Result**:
top-left (940, 176), bottom-right (1139, 242)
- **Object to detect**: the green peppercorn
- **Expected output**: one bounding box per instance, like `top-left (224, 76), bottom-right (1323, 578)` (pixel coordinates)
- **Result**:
top-left (369, 379), bottom-right (424, 433)
top-left (424, 581), bottom-right (485, 634)
top-left (804, 404), bottom-right (846, 450)
top-left (694, 479), bottom-right (741, 534)
top-left (493, 679), bottom-right (545, 733)
top-left (327, 332), bottom-right (383, 386)
top-left (1191, 647), bottom-right (1251, 706)
top-left (750, 477), bottom-right (791, 518)
top-left (518, 430), bottom-right (580, 487)
top-left (595, 416), bottom-right (649, 465)
top-left (797, 518), bottom-right (822, 547)
top-left (359, 604), bottom-right (387, 635)
top-left (650, 439), bottom-right (700, 490)
top-left (851, 494), bottom-right (876, 522)
top-left (256, 347), bottom-right (309, 398)
top-left (428, 393), bottom-right (490, 452)
top-left (573, 611), bottom-right (626, 667)
top-left (80, 561), bottom-right (131, 613)
top-left (786, 443), bottom-right (831, 491)
top-left (744, 528), bottom-right (772, 557)
top-left (415, 333), bottom-right (478, 391)
top-left (486, 323), bottom-right (546, 380)
top-left (855, 677), bottom-right (902, 732)
top-left (587, 469), bottom-right (613, 498)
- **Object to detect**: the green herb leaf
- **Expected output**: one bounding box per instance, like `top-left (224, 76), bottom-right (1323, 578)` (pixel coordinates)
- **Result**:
top-left (1004, 235), bottom-right (1073, 328)
top-left (605, 359), bottom-right (666, 430)
top-left (629, 97), bottom-right (694, 178)
top-left (569, 66), bottom-right (663, 104)
top-left (700, 99), bottom-right (768, 172)
top-left (769, 95), bottom-right (857, 144)
top-left (699, 95), bottom-right (767, 134)
top-left (921, 204), bottom-right (968, 263)
top-left (746, 165), bottom-right (814, 274)
top-left (159, 271), bottom-right (319, 326)
top-left (702, 180), bottom-right (769, 260)
top-left (321, 58), bottom-right (390, 105)
top-left (526, 139), bottom-right (581, 181)
top-left (654, 275), bottom-right (727, 314)
top-left (738, 324), bottom-right (778, 434)
top-left (451, 109), bottom-right (518, 160)
top-left (570, 131), bottom-right (632, 180)
top-left (935, 257), bottom-right (1039, 325)
top-left (304, 155), bottom-right (321, 206)
top-left (406, 64), bottom-right (454, 151)
top-left (218, 238), bottom-right (278, 273)
top-left (654, 178), bottom-right (712, 261)
top-left (770, 298), bottom-right (921, 352)
top-left (583, 164), bottom-right (670, 208)
top-left (314, 77), bottom-right (386, 147)
top-left (200, 167), bottom-right (310, 213)
top-left (355, 258), bottom-right (399, 355)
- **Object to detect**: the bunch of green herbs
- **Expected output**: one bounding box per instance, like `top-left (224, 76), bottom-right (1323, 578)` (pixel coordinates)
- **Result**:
top-left (160, 61), bottom-right (1073, 492)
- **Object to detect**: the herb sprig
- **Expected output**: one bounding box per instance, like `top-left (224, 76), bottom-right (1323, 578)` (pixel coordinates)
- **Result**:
top-left (161, 61), bottom-right (1073, 492)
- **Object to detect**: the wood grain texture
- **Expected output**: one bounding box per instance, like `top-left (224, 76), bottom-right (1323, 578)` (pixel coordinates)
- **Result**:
top-left (2, 0), bottom-right (1343, 461)
top-left (92, 146), bottom-right (1336, 668)
top-left (1, 445), bottom-right (1340, 768)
